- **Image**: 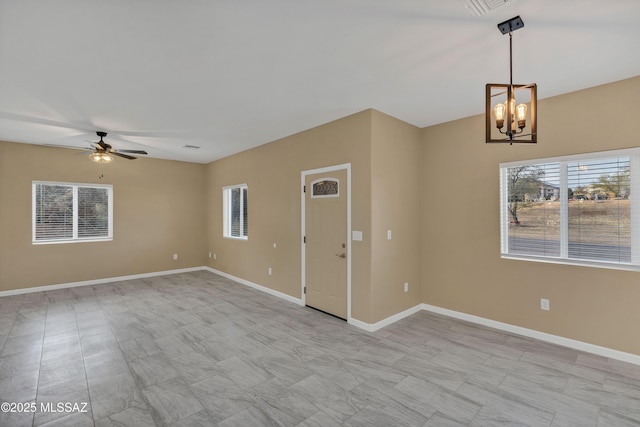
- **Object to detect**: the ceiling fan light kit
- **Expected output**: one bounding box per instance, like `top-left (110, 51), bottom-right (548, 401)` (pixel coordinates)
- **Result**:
top-left (486, 15), bottom-right (537, 144)
top-left (89, 152), bottom-right (113, 163)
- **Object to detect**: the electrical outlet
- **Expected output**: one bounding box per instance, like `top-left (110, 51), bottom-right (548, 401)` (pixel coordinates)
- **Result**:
top-left (208, 252), bottom-right (212, 258)
top-left (387, 230), bottom-right (392, 240)
top-left (173, 253), bottom-right (178, 260)
top-left (404, 282), bottom-right (408, 293)
top-left (541, 298), bottom-right (550, 311)
top-left (273, 242), bottom-right (277, 249)
top-left (268, 267), bottom-right (272, 276)
top-left (213, 253), bottom-right (217, 260)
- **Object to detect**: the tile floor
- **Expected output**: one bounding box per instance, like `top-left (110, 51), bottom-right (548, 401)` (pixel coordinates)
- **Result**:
top-left (0, 271), bottom-right (639, 426)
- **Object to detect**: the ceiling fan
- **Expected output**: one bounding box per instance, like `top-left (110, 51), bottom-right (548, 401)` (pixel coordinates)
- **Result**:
top-left (86, 131), bottom-right (148, 163)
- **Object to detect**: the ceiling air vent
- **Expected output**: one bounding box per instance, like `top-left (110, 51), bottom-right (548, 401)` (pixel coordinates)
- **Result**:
top-left (464, 0), bottom-right (512, 17)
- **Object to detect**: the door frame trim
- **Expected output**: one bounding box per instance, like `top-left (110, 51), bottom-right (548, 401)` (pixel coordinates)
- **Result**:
top-left (301, 163), bottom-right (352, 322)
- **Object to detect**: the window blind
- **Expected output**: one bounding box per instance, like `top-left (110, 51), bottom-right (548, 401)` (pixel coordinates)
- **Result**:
top-left (33, 182), bottom-right (113, 243)
top-left (78, 187), bottom-right (110, 238)
top-left (504, 162), bottom-right (561, 258)
top-left (223, 184), bottom-right (248, 239)
top-left (500, 149), bottom-right (640, 270)
top-left (34, 184), bottom-right (73, 241)
top-left (567, 158), bottom-right (631, 263)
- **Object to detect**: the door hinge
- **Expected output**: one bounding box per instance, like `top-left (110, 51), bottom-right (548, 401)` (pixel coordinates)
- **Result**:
top-left (303, 185), bottom-right (306, 193)
top-left (303, 236), bottom-right (306, 243)
top-left (304, 286), bottom-right (306, 294)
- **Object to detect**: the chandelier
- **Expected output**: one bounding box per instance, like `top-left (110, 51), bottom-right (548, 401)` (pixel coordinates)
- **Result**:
top-left (486, 16), bottom-right (537, 144)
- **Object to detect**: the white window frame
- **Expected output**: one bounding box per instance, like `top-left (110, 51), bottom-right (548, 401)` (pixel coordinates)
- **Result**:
top-left (32, 181), bottom-right (113, 244)
top-left (222, 183), bottom-right (248, 240)
top-left (500, 148), bottom-right (640, 271)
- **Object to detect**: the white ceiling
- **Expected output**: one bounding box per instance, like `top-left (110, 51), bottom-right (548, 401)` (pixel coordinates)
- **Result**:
top-left (1, 0), bottom-right (639, 163)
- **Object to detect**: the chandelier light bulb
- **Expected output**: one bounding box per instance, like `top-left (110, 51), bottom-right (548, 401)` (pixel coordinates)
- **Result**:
top-left (494, 103), bottom-right (506, 129)
top-left (516, 103), bottom-right (527, 129)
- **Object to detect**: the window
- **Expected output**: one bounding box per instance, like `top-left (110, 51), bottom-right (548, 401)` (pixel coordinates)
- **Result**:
top-left (32, 181), bottom-right (113, 244)
top-left (311, 178), bottom-right (339, 198)
top-left (223, 184), bottom-right (248, 239)
top-left (500, 148), bottom-right (640, 270)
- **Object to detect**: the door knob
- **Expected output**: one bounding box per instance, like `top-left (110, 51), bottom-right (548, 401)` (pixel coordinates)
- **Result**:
top-left (336, 252), bottom-right (346, 258)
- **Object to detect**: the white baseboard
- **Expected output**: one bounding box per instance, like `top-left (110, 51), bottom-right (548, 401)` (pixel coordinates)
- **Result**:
top-left (0, 267), bottom-right (205, 298)
top-left (349, 304), bottom-right (423, 332)
top-left (205, 267), bottom-right (304, 306)
top-left (421, 303), bottom-right (640, 366)
top-left (205, 268), bottom-right (420, 332)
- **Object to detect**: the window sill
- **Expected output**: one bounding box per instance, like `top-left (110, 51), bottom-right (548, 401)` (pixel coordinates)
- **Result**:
top-left (33, 237), bottom-right (113, 245)
top-left (501, 254), bottom-right (640, 272)
top-left (223, 236), bottom-right (248, 241)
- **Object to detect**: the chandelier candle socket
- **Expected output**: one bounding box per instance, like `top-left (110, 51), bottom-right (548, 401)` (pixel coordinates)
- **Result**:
top-left (486, 16), bottom-right (537, 144)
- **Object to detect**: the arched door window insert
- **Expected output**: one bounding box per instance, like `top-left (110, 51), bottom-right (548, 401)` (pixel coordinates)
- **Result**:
top-left (311, 178), bottom-right (339, 198)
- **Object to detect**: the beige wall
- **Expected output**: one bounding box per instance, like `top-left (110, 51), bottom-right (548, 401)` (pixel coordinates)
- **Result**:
top-left (421, 75), bottom-right (640, 355)
top-left (0, 141), bottom-right (207, 292)
top-left (205, 109), bottom-right (424, 324)
top-left (206, 110), bottom-right (375, 322)
top-left (370, 110), bottom-right (422, 321)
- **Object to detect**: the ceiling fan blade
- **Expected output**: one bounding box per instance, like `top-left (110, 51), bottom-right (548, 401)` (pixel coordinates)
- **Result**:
top-left (111, 152), bottom-right (137, 160)
top-left (45, 143), bottom-right (93, 151)
top-left (117, 149), bottom-right (148, 155)
top-left (0, 111), bottom-right (96, 134)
